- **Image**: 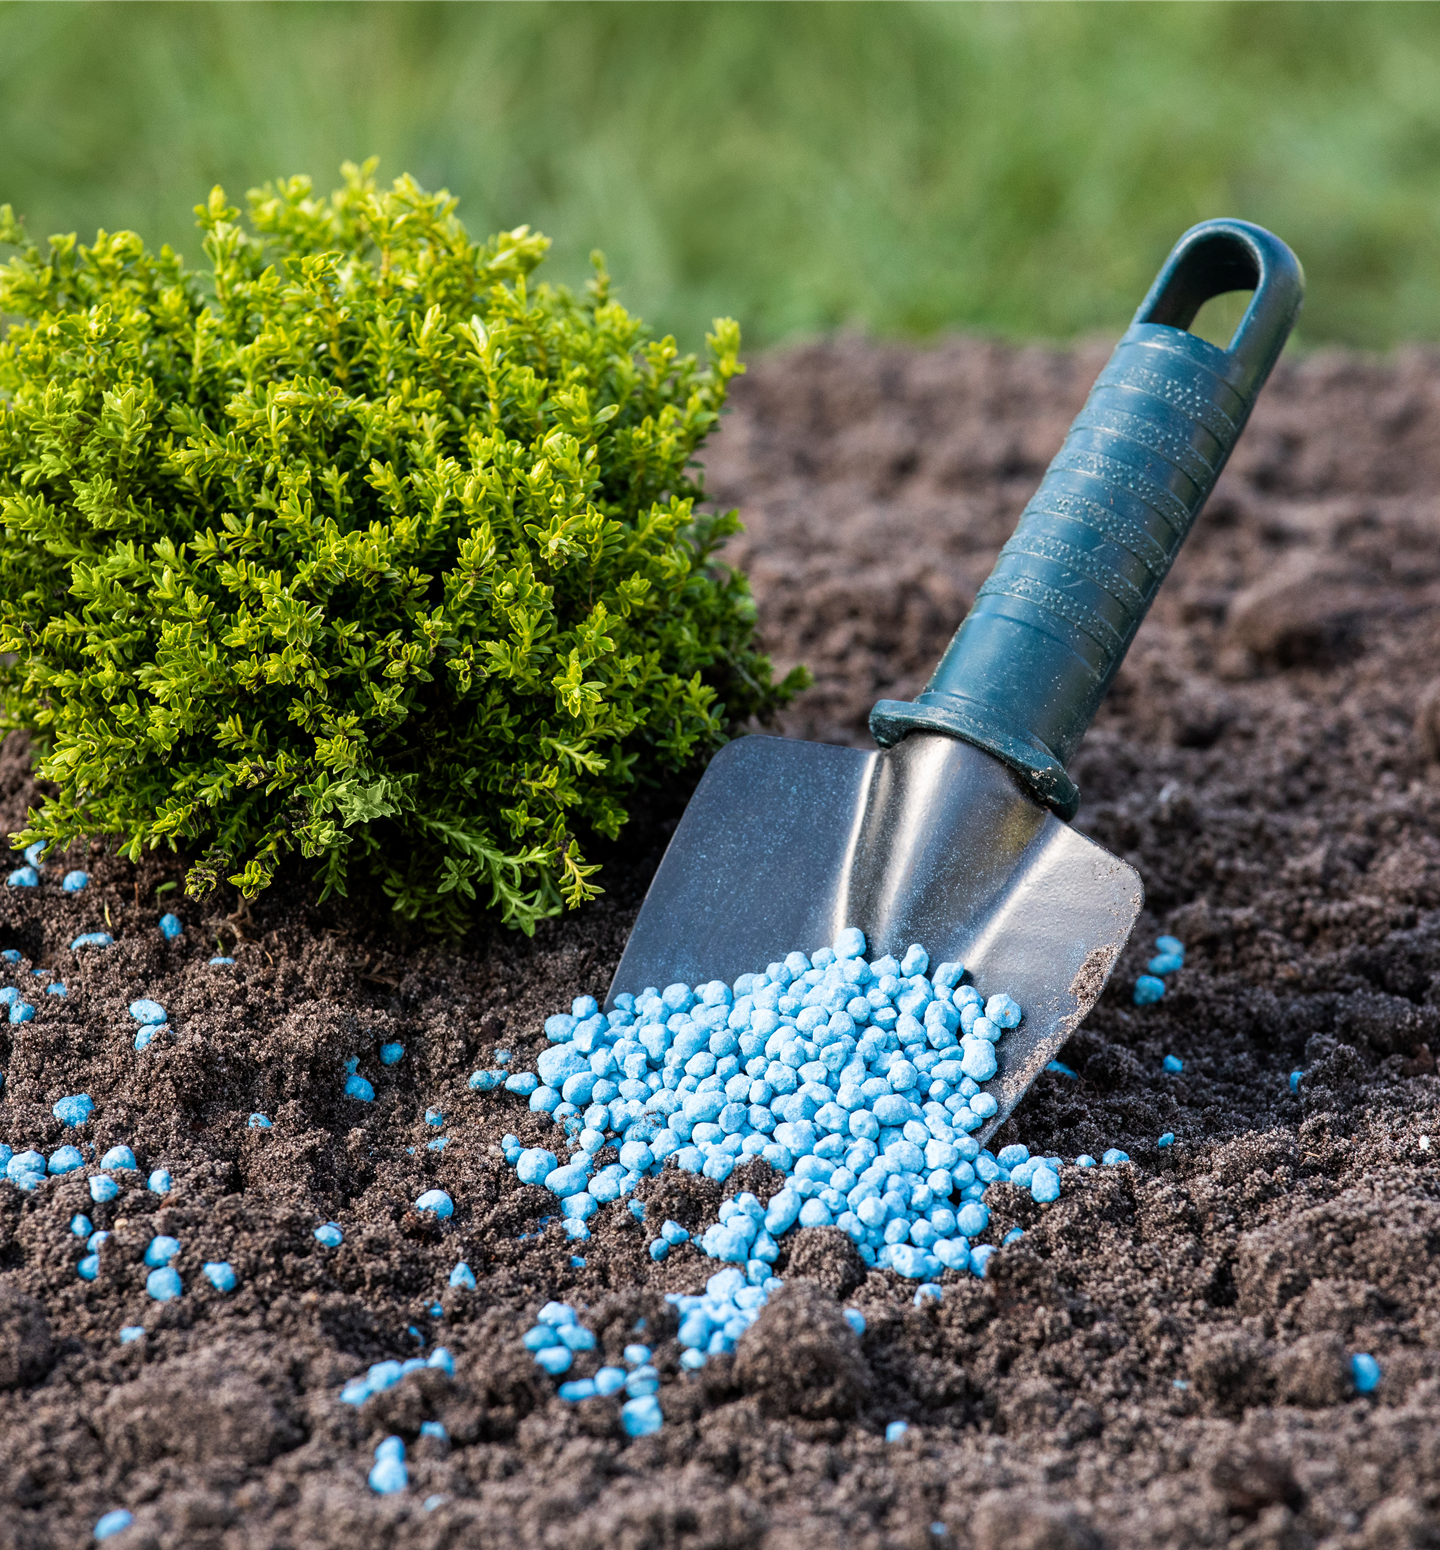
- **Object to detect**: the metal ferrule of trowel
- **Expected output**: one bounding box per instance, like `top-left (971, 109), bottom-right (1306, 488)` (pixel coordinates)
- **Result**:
top-left (610, 220), bottom-right (1304, 1146)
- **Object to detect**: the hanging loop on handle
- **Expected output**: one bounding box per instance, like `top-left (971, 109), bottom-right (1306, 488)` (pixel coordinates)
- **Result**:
top-left (869, 219), bottom-right (1304, 819)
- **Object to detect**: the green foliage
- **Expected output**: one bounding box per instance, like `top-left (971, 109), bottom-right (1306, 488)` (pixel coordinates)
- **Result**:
top-left (0, 164), bottom-right (804, 933)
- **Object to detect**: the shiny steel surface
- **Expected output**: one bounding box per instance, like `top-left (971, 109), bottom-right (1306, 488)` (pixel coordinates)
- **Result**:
top-left (608, 732), bottom-right (1142, 1144)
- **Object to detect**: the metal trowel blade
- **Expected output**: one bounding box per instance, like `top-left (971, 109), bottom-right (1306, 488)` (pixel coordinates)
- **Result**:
top-left (608, 732), bottom-right (1142, 1146)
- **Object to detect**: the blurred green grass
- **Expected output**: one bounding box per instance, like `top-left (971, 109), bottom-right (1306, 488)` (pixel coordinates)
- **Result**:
top-left (3, 1), bottom-right (1440, 350)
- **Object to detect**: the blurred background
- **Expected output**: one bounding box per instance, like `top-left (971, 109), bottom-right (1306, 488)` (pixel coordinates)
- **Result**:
top-left (3, 1), bottom-right (1440, 352)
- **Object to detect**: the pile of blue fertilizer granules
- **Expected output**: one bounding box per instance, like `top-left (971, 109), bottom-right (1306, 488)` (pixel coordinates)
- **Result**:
top-left (476, 930), bottom-right (1131, 1287)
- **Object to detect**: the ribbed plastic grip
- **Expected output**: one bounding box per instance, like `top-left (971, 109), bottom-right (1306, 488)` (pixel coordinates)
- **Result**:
top-left (870, 219), bottom-right (1303, 819)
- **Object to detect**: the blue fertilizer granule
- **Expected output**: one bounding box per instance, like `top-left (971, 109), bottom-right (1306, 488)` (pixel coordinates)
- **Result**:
top-left (1102, 1148), bottom-right (1130, 1166)
top-left (415, 1189), bottom-right (454, 1218)
top-left (844, 1308), bottom-right (866, 1335)
top-left (89, 1175), bottom-right (120, 1203)
top-left (1163, 1055), bottom-right (1184, 1073)
top-left (1133, 975), bottom-right (1165, 1006)
top-left (119, 1326), bottom-right (144, 1345)
top-left (53, 1093), bottom-right (93, 1127)
top-left (101, 1146), bottom-right (137, 1171)
top-left (46, 982), bottom-right (65, 996)
top-left (1352, 1353), bottom-right (1382, 1394)
top-left (144, 1235), bottom-right (181, 1268)
top-left (449, 1262), bottom-right (477, 1289)
top-left (886, 1421), bottom-right (910, 1443)
top-left (1158, 1132), bottom-right (1176, 1149)
top-left (420, 1421), bottom-right (448, 1442)
top-left (314, 1222), bottom-right (344, 1247)
top-left (1045, 1060), bottom-right (1078, 1078)
top-left (146, 1266), bottom-right (182, 1301)
top-left (71, 932), bottom-right (114, 950)
top-left (7, 865), bottom-right (38, 887)
top-left (9, 1000), bottom-right (34, 1024)
top-left (129, 999), bottom-right (166, 1025)
top-left (248, 1113), bottom-right (271, 1129)
top-left (381, 1042), bottom-right (405, 1065)
top-left (23, 842), bottom-right (44, 867)
top-left (70, 1212), bottom-right (92, 1238)
top-left (621, 1395), bottom-right (663, 1437)
top-left (77, 1254), bottom-right (100, 1280)
top-left (344, 1073), bottom-right (375, 1102)
top-left (148, 1169), bottom-right (172, 1194)
top-left (209, 956), bottom-right (235, 966)
top-left (369, 1436), bottom-right (408, 1494)
top-left (48, 1146), bottom-right (84, 1175)
top-left (1155, 935), bottom-right (1185, 960)
top-left (1290, 1069), bottom-right (1304, 1091)
top-left (203, 1261), bottom-right (237, 1293)
top-left (425, 1108), bottom-right (445, 1128)
top-left (62, 870), bottom-right (88, 892)
top-left (94, 1509), bottom-right (135, 1540)
top-left (159, 912), bottom-right (183, 939)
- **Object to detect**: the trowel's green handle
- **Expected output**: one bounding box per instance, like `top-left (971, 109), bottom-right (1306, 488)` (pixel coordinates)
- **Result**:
top-left (870, 219), bottom-right (1303, 820)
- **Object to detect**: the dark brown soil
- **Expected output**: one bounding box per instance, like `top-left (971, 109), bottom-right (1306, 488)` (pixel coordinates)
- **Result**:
top-left (4, 336), bottom-right (1440, 1550)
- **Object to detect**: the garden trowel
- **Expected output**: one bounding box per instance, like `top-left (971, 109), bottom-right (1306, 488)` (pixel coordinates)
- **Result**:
top-left (608, 220), bottom-right (1303, 1143)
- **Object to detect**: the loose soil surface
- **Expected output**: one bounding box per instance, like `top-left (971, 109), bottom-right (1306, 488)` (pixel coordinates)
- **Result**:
top-left (4, 336), bottom-right (1440, 1550)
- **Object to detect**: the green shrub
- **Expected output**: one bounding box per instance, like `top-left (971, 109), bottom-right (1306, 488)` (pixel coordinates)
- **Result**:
top-left (0, 162), bottom-right (804, 933)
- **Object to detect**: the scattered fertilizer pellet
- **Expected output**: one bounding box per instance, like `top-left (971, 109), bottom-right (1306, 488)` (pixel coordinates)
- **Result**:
top-left (77, 1255), bottom-right (99, 1280)
top-left (48, 1146), bottom-right (84, 1175)
top-left (7, 866), bottom-right (38, 887)
top-left (94, 1509), bottom-right (134, 1541)
top-left (1158, 1132), bottom-right (1175, 1148)
top-left (886, 1421), bottom-right (910, 1443)
top-left (71, 932), bottom-right (114, 950)
top-left (415, 1189), bottom-right (453, 1218)
top-left (87, 1230), bottom-right (110, 1252)
top-left (52, 1094), bottom-right (93, 1127)
top-left (209, 956), bottom-right (235, 966)
top-left (1163, 1055), bottom-right (1184, 1073)
top-left (118, 1327), bottom-right (144, 1345)
top-left (1046, 1060), bottom-right (1078, 1078)
top-left (1290, 1069), bottom-right (1304, 1091)
top-left (913, 1283), bottom-right (943, 1306)
top-left (1076, 1154), bottom-right (1096, 1167)
top-left (314, 1222), bottom-right (344, 1247)
top-left (24, 842), bottom-right (45, 867)
top-left (845, 1308), bottom-right (866, 1335)
top-left (203, 1262), bottom-right (237, 1292)
top-left (101, 1146), bottom-right (137, 1171)
top-left (9, 1000), bottom-right (34, 1024)
top-left (1352, 1353), bottom-right (1381, 1393)
top-left (1155, 935), bottom-right (1184, 959)
top-left (129, 999), bottom-right (166, 1026)
top-left (146, 1266), bottom-right (182, 1301)
top-left (344, 1073), bottom-right (375, 1102)
top-left (449, 1262), bottom-right (476, 1289)
top-left (248, 1113), bottom-right (271, 1129)
top-left (62, 870), bottom-right (88, 892)
top-left (621, 1395), bottom-right (663, 1437)
top-left (1133, 975), bottom-right (1165, 1006)
top-left (144, 1235), bottom-right (181, 1268)
top-left (425, 1108), bottom-right (445, 1128)
top-left (1102, 1148), bottom-right (1130, 1165)
top-left (369, 1436), bottom-right (408, 1494)
top-left (45, 982), bottom-right (66, 996)
top-left (70, 1213), bottom-right (92, 1237)
top-left (381, 1042), bottom-right (405, 1065)
top-left (158, 913), bottom-right (183, 939)
top-left (148, 1169), bottom-right (172, 1194)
